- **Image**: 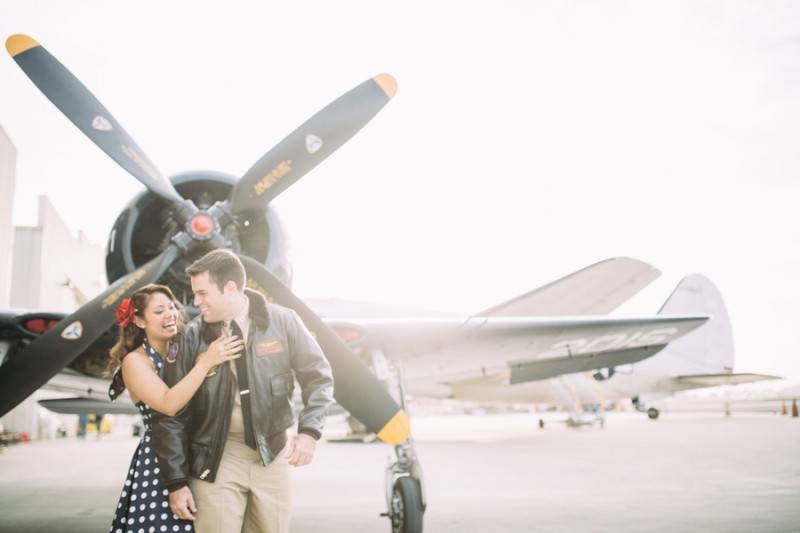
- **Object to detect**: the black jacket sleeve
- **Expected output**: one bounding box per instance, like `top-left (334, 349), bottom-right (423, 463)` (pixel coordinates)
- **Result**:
top-left (287, 309), bottom-right (335, 439)
top-left (151, 326), bottom-right (197, 492)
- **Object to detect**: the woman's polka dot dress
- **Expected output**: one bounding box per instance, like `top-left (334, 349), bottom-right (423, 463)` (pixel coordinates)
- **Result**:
top-left (108, 339), bottom-right (194, 533)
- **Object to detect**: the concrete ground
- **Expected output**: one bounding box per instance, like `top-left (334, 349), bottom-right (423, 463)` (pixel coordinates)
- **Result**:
top-left (0, 412), bottom-right (798, 533)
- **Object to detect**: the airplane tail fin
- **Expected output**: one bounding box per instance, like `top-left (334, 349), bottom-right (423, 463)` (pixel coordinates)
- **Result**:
top-left (656, 274), bottom-right (735, 377)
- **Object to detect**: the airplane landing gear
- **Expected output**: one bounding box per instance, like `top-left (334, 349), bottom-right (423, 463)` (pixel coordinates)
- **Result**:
top-left (383, 441), bottom-right (425, 533)
top-left (633, 397), bottom-right (660, 420)
top-left (390, 476), bottom-right (423, 533)
top-left (379, 358), bottom-right (425, 533)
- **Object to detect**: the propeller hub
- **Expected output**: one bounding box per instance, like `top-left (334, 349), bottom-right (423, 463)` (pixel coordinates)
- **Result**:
top-left (188, 213), bottom-right (216, 239)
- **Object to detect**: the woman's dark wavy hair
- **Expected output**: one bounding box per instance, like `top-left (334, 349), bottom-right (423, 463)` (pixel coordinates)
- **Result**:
top-left (105, 284), bottom-right (183, 376)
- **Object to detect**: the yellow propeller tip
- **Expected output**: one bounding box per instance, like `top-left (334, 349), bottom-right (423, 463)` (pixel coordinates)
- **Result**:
top-left (373, 73), bottom-right (398, 98)
top-left (6, 34), bottom-right (39, 57)
top-left (376, 409), bottom-right (411, 444)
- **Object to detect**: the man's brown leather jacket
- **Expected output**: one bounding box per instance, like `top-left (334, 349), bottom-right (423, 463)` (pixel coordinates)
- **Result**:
top-left (152, 289), bottom-right (334, 490)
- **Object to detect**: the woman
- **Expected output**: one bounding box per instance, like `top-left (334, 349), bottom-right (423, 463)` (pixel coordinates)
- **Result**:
top-left (107, 284), bottom-right (244, 533)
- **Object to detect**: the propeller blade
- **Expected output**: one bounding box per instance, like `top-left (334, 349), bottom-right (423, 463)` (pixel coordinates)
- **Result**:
top-left (5, 34), bottom-right (183, 205)
top-left (238, 255), bottom-right (410, 445)
top-left (0, 245), bottom-right (181, 417)
top-left (229, 74), bottom-right (397, 213)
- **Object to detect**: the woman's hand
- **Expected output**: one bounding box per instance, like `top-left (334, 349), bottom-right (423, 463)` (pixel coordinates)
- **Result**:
top-left (196, 335), bottom-right (245, 371)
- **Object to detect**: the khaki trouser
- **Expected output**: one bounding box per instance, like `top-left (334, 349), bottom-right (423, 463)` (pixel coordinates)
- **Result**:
top-left (190, 438), bottom-right (292, 533)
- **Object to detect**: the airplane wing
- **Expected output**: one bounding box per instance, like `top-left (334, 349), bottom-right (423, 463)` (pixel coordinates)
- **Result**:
top-left (326, 314), bottom-right (709, 385)
top-left (670, 373), bottom-right (781, 387)
top-left (1, 310), bottom-right (129, 415)
top-left (38, 397), bottom-right (139, 415)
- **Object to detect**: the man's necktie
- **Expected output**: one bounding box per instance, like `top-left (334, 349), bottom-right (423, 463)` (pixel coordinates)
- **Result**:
top-left (230, 321), bottom-right (257, 449)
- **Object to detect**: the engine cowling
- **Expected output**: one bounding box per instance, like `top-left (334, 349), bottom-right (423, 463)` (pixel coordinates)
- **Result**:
top-left (105, 170), bottom-right (292, 305)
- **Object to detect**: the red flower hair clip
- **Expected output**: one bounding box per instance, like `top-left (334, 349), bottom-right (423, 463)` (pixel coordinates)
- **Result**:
top-left (116, 298), bottom-right (136, 327)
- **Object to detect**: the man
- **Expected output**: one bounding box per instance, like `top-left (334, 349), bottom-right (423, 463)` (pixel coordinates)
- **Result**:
top-left (152, 249), bottom-right (334, 532)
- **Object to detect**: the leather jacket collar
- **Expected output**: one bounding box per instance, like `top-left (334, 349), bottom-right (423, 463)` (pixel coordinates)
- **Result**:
top-left (200, 288), bottom-right (270, 344)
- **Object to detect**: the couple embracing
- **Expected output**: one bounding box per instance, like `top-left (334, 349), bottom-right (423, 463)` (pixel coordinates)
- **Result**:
top-left (107, 249), bottom-right (334, 533)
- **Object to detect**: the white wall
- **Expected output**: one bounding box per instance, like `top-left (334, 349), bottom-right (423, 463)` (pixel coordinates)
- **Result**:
top-left (0, 126), bottom-right (15, 307)
top-left (4, 194), bottom-right (105, 438)
top-left (11, 196), bottom-right (104, 311)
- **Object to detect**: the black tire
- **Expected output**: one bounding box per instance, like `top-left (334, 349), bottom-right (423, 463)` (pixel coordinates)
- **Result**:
top-left (391, 476), bottom-right (424, 533)
top-left (647, 407), bottom-right (660, 420)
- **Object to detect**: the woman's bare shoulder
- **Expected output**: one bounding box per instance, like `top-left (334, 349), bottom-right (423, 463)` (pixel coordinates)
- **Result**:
top-left (121, 347), bottom-right (157, 374)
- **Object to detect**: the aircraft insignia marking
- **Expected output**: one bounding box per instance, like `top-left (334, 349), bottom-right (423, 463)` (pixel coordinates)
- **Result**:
top-left (61, 321), bottom-right (83, 340)
top-left (101, 268), bottom-right (148, 309)
top-left (254, 160), bottom-right (292, 196)
top-left (91, 115), bottom-right (113, 131)
top-left (121, 145), bottom-right (164, 183)
top-left (305, 134), bottom-right (323, 154)
top-left (539, 328), bottom-right (679, 358)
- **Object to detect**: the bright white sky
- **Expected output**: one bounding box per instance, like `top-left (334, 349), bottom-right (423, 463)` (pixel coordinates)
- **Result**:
top-left (1, 1), bottom-right (798, 379)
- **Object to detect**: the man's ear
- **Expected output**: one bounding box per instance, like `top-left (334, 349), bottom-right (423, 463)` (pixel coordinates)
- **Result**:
top-left (223, 280), bottom-right (238, 295)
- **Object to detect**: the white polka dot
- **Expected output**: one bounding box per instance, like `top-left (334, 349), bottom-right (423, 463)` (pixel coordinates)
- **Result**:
top-left (149, 514), bottom-right (155, 521)
top-left (161, 513), bottom-right (167, 520)
top-left (132, 482), bottom-right (138, 489)
top-left (118, 503), bottom-right (122, 509)
top-left (136, 461), bottom-right (141, 467)
top-left (141, 492), bottom-right (147, 500)
top-left (125, 480), bottom-right (131, 486)
top-left (162, 489), bottom-right (168, 496)
top-left (173, 526), bottom-right (179, 532)
top-left (129, 506), bottom-right (135, 513)
top-left (153, 478), bottom-right (159, 485)
top-left (145, 458), bottom-right (150, 465)
top-left (127, 517), bottom-right (135, 524)
top-left (154, 467), bottom-right (160, 474)
top-left (139, 516), bottom-right (145, 523)
top-left (144, 469), bottom-right (150, 476)
top-left (122, 491), bottom-right (127, 497)
top-left (184, 527), bottom-right (190, 532)
top-left (131, 494), bottom-right (137, 501)
top-left (150, 502), bottom-right (156, 509)
top-left (134, 472), bottom-right (140, 478)
top-left (151, 490), bottom-right (157, 497)
top-left (129, 469), bottom-right (134, 475)
top-left (145, 447), bottom-right (150, 453)
top-left (160, 527), bottom-right (167, 532)
top-left (172, 514), bottom-right (178, 520)
top-left (162, 501), bottom-right (168, 508)
top-left (140, 504), bottom-right (145, 511)
top-left (143, 481), bottom-right (149, 488)
top-left (149, 528), bottom-right (155, 533)
top-left (139, 529), bottom-right (144, 533)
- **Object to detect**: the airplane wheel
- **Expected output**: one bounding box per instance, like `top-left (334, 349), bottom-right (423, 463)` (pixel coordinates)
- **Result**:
top-left (390, 476), bottom-right (423, 533)
top-left (647, 407), bottom-right (660, 420)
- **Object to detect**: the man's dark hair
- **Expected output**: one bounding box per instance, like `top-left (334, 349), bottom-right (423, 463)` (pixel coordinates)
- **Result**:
top-left (186, 249), bottom-right (246, 292)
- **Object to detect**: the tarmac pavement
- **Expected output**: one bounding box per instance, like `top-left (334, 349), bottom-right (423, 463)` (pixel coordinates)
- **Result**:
top-left (1, 412), bottom-right (798, 532)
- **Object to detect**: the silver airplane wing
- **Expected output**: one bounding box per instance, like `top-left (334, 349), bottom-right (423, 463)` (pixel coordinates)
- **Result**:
top-left (326, 314), bottom-right (708, 385)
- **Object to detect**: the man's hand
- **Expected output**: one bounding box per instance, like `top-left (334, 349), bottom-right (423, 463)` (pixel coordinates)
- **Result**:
top-left (286, 433), bottom-right (316, 467)
top-left (168, 486), bottom-right (196, 521)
